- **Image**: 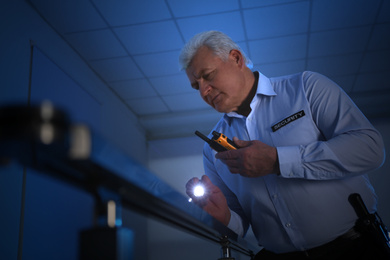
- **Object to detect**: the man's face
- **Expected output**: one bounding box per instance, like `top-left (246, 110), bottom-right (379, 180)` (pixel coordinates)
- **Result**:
top-left (185, 46), bottom-right (247, 113)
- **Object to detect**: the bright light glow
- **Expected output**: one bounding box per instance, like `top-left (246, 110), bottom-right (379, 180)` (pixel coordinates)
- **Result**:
top-left (193, 184), bottom-right (205, 197)
top-left (107, 200), bottom-right (116, 228)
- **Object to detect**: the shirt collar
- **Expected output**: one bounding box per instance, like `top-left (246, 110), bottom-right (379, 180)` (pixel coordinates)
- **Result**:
top-left (257, 71), bottom-right (277, 97)
top-left (224, 71), bottom-right (276, 122)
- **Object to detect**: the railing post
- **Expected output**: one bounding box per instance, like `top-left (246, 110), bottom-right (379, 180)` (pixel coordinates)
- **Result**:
top-left (79, 191), bottom-right (134, 260)
top-left (219, 236), bottom-right (235, 260)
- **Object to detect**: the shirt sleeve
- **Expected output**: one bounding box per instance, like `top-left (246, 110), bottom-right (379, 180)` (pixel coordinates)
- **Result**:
top-left (227, 209), bottom-right (245, 237)
top-left (203, 143), bottom-right (249, 236)
top-left (278, 72), bottom-right (385, 180)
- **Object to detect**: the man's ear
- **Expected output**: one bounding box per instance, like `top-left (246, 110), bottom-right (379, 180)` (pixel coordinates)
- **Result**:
top-left (229, 49), bottom-right (244, 68)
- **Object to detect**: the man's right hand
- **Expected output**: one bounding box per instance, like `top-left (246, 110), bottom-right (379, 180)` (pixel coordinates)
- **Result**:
top-left (186, 175), bottom-right (231, 226)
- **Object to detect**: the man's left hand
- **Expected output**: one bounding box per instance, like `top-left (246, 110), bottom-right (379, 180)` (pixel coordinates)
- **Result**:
top-left (215, 137), bottom-right (280, 177)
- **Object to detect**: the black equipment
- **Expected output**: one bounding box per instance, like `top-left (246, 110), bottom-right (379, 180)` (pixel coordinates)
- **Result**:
top-left (349, 193), bottom-right (390, 257)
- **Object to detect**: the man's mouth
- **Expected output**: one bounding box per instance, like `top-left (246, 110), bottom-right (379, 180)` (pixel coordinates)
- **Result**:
top-left (212, 93), bottom-right (221, 105)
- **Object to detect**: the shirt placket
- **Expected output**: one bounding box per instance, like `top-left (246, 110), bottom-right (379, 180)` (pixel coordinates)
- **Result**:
top-left (246, 96), bottom-right (260, 140)
top-left (263, 175), bottom-right (307, 250)
top-left (248, 95), bottom-right (307, 250)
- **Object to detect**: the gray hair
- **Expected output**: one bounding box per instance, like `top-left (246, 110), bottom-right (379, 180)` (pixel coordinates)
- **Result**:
top-left (179, 30), bottom-right (253, 70)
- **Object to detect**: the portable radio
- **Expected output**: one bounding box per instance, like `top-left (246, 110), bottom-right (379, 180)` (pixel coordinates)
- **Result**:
top-left (195, 130), bottom-right (237, 152)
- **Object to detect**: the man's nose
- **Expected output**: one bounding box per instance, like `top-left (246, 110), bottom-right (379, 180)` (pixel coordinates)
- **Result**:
top-left (199, 80), bottom-right (211, 97)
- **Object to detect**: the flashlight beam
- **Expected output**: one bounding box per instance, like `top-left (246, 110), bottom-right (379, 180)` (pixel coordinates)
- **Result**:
top-left (193, 184), bottom-right (205, 197)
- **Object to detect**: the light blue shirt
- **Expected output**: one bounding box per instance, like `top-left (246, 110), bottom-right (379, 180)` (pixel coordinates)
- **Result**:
top-left (203, 71), bottom-right (385, 253)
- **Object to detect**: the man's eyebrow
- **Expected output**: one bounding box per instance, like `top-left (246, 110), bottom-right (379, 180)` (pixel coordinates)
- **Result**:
top-left (192, 68), bottom-right (211, 79)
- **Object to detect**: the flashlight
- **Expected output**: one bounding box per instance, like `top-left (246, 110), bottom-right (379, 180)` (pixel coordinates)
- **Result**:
top-left (188, 182), bottom-right (207, 202)
top-left (193, 183), bottom-right (205, 197)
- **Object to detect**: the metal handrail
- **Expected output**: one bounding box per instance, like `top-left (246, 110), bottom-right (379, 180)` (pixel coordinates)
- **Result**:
top-left (0, 105), bottom-right (259, 259)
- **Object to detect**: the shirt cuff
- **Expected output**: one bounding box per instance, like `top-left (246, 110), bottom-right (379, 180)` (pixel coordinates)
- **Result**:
top-left (227, 209), bottom-right (244, 237)
top-left (277, 146), bottom-right (304, 178)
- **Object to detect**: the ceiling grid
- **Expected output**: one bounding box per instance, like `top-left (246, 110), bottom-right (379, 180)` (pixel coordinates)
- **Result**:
top-left (26, 0), bottom-right (390, 139)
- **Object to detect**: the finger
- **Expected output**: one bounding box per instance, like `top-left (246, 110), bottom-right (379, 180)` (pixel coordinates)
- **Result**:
top-left (200, 175), bottom-right (214, 190)
top-left (227, 166), bottom-right (241, 174)
top-left (190, 197), bottom-right (207, 208)
top-left (232, 136), bottom-right (240, 147)
top-left (186, 177), bottom-right (200, 196)
top-left (200, 175), bottom-right (223, 195)
top-left (201, 175), bottom-right (211, 183)
top-left (186, 188), bottom-right (193, 198)
top-left (215, 150), bottom-right (238, 160)
top-left (219, 158), bottom-right (240, 169)
top-left (232, 137), bottom-right (251, 148)
top-left (186, 177), bottom-right (200, 188)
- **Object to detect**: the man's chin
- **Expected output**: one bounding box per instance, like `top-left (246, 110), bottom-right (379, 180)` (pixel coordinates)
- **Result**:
top-left (210, 102), bottom-right (233, 113)
top-left (214, 106), bottom-right (232, 114)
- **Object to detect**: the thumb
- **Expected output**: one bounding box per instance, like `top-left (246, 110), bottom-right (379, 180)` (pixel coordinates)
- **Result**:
top-left (201, 175), bottom-right (219, 192)
top-left (201, 175), bottom-right (214, 189)
top-left (233, 137), bottom-right (251, 148)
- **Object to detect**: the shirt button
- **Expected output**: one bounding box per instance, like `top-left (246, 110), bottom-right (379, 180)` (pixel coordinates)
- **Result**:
top-left (272, 194), bottom-right (278, 199)
top-left (285, 223), bottom-right (291, 228)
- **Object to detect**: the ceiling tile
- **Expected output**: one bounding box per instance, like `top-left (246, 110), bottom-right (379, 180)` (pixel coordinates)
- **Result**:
top-left (127, 97), bottom-right (169, 116)
top-left (177, 11), bottom-right (245, 42)
top-left (133, 51), bottom-right (181, 77)
top-left (26, 0), bottom-right (390, 139)
top-left (249, 34), bottom-right (307, 64)
top-left (162, 93), bottom-right (209, 112)
top-left (238, 42), bottom-right (251, 59)
top-left (367, 23), bottom-right (390, 51)
top-left (244, 1), bottom-right (310, 39)
top-left (110, 79), bottom-right (158, 99)
top-left (378, 0), bottom-right (390, 23)
top-left (308, 26), bottom-right (371, 57)
top-left (311, 0), bottom-right (381, 31)
top-left (149, 74), bottom-right (193, 95)
top-left (114, 21), bottom-right (183, 55)
top-left (307, 54), bottom-right (362, 77)
top-left (140, 109), bottom-right (221, 139)
top-left (167, 0), bottom-right (239, 17)
top-left (255, 60), bottom-right (306, 77)
top-left (329, 75), bottom-right (356, 93)
top-left (354, 71), bottom-right (389, 92)
top-left (92, 0), bottom-right (172, 26)
top-left (28, 0), bottom-right (107, 33)
top-left (89, 57), bottom-right (143, 82)
top-left (359, 50), bottom-right (390, 73)
top-left (351, 93), bottom-right (390, 119)
top-left (65, 29), bottom-right (127, 60)
top-left (241, 0), bottom-right (301, 9)
top-left (351, 92), bottom-right (390, 111)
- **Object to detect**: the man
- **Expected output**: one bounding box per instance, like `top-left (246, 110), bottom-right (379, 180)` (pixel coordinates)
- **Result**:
top-left (180, 31), bottom-right (386, 259)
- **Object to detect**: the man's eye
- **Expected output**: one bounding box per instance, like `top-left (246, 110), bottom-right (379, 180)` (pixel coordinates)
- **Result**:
top-left (203, 71), bottom-right (215, 81)
top-left (191, 83), bottom-right (199, 90)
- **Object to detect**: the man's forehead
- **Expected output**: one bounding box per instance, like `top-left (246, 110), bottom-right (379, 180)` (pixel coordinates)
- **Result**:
top-left (186, 47), bottom-right (218, 79)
